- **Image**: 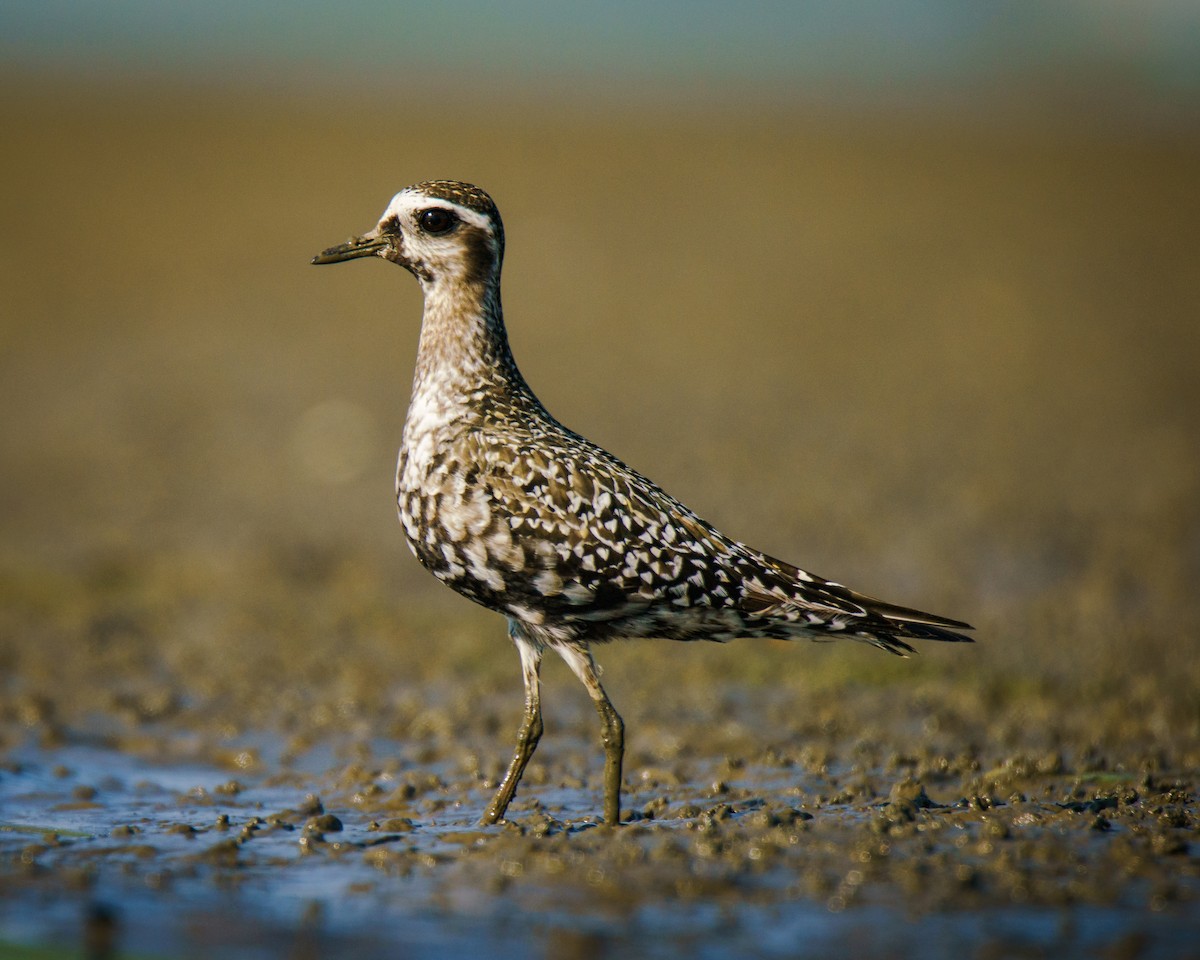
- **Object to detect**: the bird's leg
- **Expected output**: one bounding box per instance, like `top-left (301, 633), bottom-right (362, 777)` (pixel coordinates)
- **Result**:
top-left (557, 645), bottom-right (624, 826)
top-left (481, 625), bottom-right (543, 825)
top-left (593, 692), bottom-right (625, 826)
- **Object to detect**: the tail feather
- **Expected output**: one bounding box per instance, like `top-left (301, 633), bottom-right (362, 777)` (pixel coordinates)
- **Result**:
top-left (832, 586), bottom-right (974, 654)
top-left (854, 592), bottom-right (974, 643)
top-left (742, 550), bottom-right (975, 653)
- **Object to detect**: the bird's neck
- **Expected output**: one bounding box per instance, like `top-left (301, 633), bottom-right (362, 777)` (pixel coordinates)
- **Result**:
top-left (410, 275), bottom-right (531, 413)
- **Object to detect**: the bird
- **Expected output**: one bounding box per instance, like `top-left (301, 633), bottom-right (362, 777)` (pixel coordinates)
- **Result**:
top-left (313, 179), bottom-right (972, 826)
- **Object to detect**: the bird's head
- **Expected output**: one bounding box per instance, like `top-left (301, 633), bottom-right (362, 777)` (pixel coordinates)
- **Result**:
top-left (313, 180), bottom-right (504, 288)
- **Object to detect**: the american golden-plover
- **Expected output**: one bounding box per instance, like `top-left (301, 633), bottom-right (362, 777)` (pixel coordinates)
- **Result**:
top-left (313, 180), bottom-right (972, 825)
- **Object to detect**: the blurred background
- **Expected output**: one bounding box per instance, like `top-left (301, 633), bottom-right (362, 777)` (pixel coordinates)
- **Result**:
top-left (1, 1), bottom-right (1198, 737)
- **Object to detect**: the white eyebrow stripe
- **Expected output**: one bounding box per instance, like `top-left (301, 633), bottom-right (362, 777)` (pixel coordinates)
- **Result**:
top-left (385, 193), bottom-right (493, 232)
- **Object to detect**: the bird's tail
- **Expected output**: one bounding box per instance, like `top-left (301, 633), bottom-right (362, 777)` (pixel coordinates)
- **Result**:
top-left (739, 551), bottom-right (974, 655)
top-left (850, 592), bottom-right (975, 649)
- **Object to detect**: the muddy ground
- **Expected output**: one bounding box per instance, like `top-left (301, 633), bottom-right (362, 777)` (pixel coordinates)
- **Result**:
top-left (1, 77), bottom-right (1198, 958)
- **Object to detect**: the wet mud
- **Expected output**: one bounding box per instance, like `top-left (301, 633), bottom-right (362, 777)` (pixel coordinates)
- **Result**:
top-left (3, 679), bottom-right (1197, 959)
top-left (2, 78), bottom-right (1199, 957)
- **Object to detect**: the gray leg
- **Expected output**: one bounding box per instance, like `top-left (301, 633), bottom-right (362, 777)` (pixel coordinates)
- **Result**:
top-left (481, 622), bottom-right (543, 825)
top-left (556, 644), bottom-right (624, 826)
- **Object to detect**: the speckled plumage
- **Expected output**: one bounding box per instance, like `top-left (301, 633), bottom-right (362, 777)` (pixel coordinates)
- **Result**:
top-left (314, 180), bottom-right (973, 825)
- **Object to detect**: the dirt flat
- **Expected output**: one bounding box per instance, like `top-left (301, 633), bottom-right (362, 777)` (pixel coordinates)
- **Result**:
top-left (1, 77), bottom-right (1197, 958)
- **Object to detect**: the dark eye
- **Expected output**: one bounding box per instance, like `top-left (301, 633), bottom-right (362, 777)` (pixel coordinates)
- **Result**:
top-left (418, 208), bottom-right (457, 235)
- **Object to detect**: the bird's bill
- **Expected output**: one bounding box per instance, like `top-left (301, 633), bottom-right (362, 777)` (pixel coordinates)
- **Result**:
top-left (311, 233), bottom-right (389, 264)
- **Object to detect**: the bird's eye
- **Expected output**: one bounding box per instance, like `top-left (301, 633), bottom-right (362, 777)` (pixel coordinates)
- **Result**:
top-left (418, 208), bottom-right (458, 235)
